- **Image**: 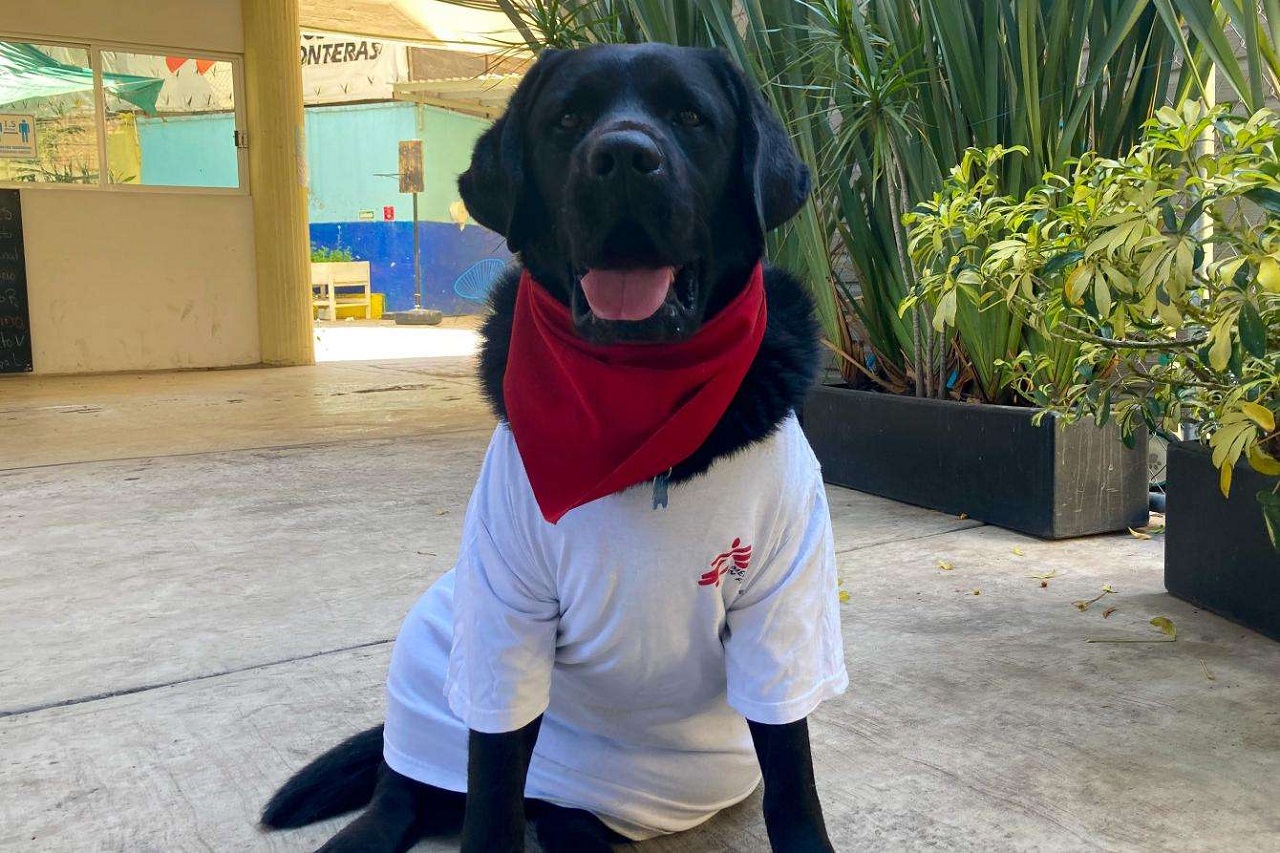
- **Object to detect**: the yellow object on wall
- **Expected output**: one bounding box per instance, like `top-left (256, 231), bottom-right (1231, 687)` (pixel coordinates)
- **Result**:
top-left (105, 112), bottom-right (142, 184)
top-left (332, 292), bottom-right (385, 320)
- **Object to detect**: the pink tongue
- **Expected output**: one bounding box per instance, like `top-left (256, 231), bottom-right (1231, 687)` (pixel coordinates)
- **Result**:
top-left (580, 267), bottom-right (675, 321)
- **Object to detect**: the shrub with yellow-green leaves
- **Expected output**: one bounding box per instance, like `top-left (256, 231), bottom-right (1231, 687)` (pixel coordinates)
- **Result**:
top-left (906, 103), bottom-right (1279, 546)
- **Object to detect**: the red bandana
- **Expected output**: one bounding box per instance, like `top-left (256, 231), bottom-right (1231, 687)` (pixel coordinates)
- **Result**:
top-left (504, 263), bottom-right (767, 523)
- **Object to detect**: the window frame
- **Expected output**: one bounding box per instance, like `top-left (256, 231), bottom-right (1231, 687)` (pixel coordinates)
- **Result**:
top-left (0, 32), bottom-right (249, 195)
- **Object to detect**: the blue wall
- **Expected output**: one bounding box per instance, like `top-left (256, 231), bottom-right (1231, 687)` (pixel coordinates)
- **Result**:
top-left (136, 114), bottom-right (239, 187)
top-left (135, 100), bottom-right (510, 313)
top-left (311, 220), bottom-right (509, 316)
top-left (303, 101), bottom-right (511, 312)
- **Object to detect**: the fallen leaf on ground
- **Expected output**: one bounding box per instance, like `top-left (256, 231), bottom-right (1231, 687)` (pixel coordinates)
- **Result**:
top-left (1012, 547), bottom-right (1024, 556)
top-left (972, 589), bottom-right (982, 596)
top-left (1103, 607), bottom-right (1117, 618)
top-left (1085, 616), bottom-right (1178, 643)
top-left (1128, 527), bottom-right (1152, 541)
top-left (1028, 570), bottom-right (1059, 579)
top-left (958, 512), bottom-right (969, 520)
top-left (937, 560), bottom-right (954, 571)
top-left (1201, 659), bottom-right (1216, 681)
top-left (838, 590), bottom-right (850, 603)
top-left (1040, 580), bottom-right (1048, 588)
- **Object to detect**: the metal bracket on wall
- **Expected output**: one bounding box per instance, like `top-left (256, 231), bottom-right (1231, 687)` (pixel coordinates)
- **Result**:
top-left (234, 129), bottom-right (248, 149)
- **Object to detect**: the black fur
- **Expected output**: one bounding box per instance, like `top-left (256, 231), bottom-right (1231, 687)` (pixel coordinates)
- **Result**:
top-left (262, 726), bottom-right (387, 829)
top-left (478, 263), bottom-right (820, 482)
top-left (458, 43), bottom-right (811, 346)
top-left (263, 43), bottom-right (832, 853)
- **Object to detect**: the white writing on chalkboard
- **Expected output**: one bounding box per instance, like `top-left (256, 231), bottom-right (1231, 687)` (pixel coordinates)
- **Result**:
top-left (0, 188), bottom-right (32, 372)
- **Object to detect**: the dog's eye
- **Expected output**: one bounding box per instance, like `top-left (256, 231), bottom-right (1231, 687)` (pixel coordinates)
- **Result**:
top-left (558, 112), bottom-right (583, 130)
top-left (677, 109), bottom-right (703, 127)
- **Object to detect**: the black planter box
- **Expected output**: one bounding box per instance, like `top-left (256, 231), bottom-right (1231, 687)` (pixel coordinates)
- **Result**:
top-left (801, 385), bottom-right (1149, 539)
top-left (1165, 442), bottom-right (1280, 640)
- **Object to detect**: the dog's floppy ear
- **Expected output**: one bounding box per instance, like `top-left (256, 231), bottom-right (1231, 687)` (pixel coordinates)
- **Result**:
top-left (458, 49), bottom-right (564, 252)
top-left (711, 52), bottom-right (811, 235)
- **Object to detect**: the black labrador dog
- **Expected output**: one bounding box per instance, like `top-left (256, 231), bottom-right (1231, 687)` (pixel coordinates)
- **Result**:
top-left (262, 43), bottom-right (836, 852)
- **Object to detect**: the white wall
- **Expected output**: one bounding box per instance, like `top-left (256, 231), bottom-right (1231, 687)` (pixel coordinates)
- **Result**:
top-left (7, 0), bottom-right (260, 374)
top-left (21, 192), bottom-right (260, 374)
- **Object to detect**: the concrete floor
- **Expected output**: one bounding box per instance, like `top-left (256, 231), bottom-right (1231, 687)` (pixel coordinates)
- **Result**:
top-left (2, 358), bottom-right (1278, 852)
top-left (314, 319), bottom-right (482, 363)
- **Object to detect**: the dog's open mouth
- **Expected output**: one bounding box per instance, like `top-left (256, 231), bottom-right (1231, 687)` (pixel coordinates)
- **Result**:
top-left (571, 264), bottom-right (699, 327)
top-left (580, 267), bottom-right (675, 321)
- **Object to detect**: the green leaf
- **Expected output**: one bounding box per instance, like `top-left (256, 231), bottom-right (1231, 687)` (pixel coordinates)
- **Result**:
top-left (1209, 316), bottom-right (1235, 372)
top-left (1245, 187), bottom-right (1280, 217)
top-left (1150, 616), bottom-right (1178, 640)
top-left (1259, 490), bottom-right (1280, 550)
top-left (1248, 446), bottom-right (1280, 476)
top-left (1043, 249), bottom-right (1084, 277)
top-left (1243, 402), bottom-right (1277, 433)
top-left (933, 287), bottom-right (958, 332)
top-left (1239, 301), bottom-right (1268, 358)
top-left (1260, 256), bottom-right (1280, 293)
top-left (1094, 275), bottom-right (1113, 319)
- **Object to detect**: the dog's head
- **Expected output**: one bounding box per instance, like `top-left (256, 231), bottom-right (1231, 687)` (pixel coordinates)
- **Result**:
top-left (459, 43), bottom-right (809, 343)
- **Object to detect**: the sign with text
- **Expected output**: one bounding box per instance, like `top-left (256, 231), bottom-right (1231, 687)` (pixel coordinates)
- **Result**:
top-left (299, 34), bottom-right (409, 105)
top-left (0, 189), bottom-right (32, 373)
top-left (0, 114), bottom-right (36, 159)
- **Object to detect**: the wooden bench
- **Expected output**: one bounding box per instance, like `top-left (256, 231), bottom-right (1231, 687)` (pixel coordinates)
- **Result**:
top-left (311, 261), bottom-right (372, 320)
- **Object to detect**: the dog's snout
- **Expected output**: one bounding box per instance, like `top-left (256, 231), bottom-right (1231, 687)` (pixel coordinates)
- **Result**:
top-left (589, 130), bottom-right (663, 179)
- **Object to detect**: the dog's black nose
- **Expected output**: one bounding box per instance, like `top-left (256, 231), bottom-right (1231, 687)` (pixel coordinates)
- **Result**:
top-left (589, 130), bottom-right (663, 179)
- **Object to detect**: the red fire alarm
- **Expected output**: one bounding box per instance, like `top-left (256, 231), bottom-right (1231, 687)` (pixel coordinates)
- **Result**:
top-left (383, 205), bottom-right (395, 221)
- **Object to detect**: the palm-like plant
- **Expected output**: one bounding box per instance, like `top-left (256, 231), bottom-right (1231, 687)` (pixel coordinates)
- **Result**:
top-left (454, 0), bottom-right (1280, 403)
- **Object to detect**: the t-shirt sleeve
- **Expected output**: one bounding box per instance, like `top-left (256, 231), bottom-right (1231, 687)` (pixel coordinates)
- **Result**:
top-left (445, 432), bottom-right (560, 734)
top-left (723, 473), bottom-right (848, 725)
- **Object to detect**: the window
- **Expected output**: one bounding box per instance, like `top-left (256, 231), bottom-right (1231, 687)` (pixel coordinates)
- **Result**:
top-left (102, 50), bottom-right (241, 188)
top-left (0, 42), bottom-right (98, 184)
top-left (0, 39), bottom-right (245, 191)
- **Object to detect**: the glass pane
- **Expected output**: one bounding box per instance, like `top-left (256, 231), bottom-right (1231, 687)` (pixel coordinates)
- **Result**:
top-left (101, 51), bottom-right (239, 188)
top-left (0, 42), bottom-right (99, 184)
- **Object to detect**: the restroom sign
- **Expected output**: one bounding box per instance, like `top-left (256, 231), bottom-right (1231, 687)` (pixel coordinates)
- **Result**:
top-left (0, 114), bottom-right (37, 159)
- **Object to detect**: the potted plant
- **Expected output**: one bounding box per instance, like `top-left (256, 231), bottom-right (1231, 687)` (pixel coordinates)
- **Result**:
top-left (927, 104), bottom-right (1278, 637)
top-left (481, 0), bottom-right (1277, 538)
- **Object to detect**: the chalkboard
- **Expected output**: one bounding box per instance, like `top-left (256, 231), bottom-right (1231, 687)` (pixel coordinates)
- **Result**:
top-left (0, 189), bottom-right (32, 373)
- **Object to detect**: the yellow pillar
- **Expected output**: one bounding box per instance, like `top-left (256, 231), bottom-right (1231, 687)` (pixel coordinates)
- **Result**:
top-left (242, 0), bottom-right (314, 366)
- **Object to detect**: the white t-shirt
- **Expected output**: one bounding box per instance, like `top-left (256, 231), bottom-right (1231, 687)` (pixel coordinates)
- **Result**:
top-left (383, 414), bottom-right (847, 840)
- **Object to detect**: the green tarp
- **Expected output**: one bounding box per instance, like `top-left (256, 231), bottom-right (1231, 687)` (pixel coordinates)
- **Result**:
top-left (0, 42), bottom-right (162, 114)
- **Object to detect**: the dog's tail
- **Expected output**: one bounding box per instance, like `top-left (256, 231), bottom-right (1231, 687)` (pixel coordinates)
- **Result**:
top-left (261, 724), bottom-right (385, 830)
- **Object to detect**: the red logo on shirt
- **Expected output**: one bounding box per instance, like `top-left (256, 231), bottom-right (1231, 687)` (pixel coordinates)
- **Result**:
top-left (699, 538), bottom-right (752, 587)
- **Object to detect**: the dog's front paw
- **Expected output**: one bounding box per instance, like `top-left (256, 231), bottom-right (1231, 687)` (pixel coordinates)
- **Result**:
top-left (765, 819), bottom-right (835, 853)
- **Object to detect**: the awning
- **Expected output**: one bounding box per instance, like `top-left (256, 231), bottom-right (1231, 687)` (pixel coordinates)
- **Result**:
top-left (299, 0), bottom-right (526, 55)
top-left (393, 72), bottom-right (520, 118)
top-left (0, 42), bottom-right (163, 113)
